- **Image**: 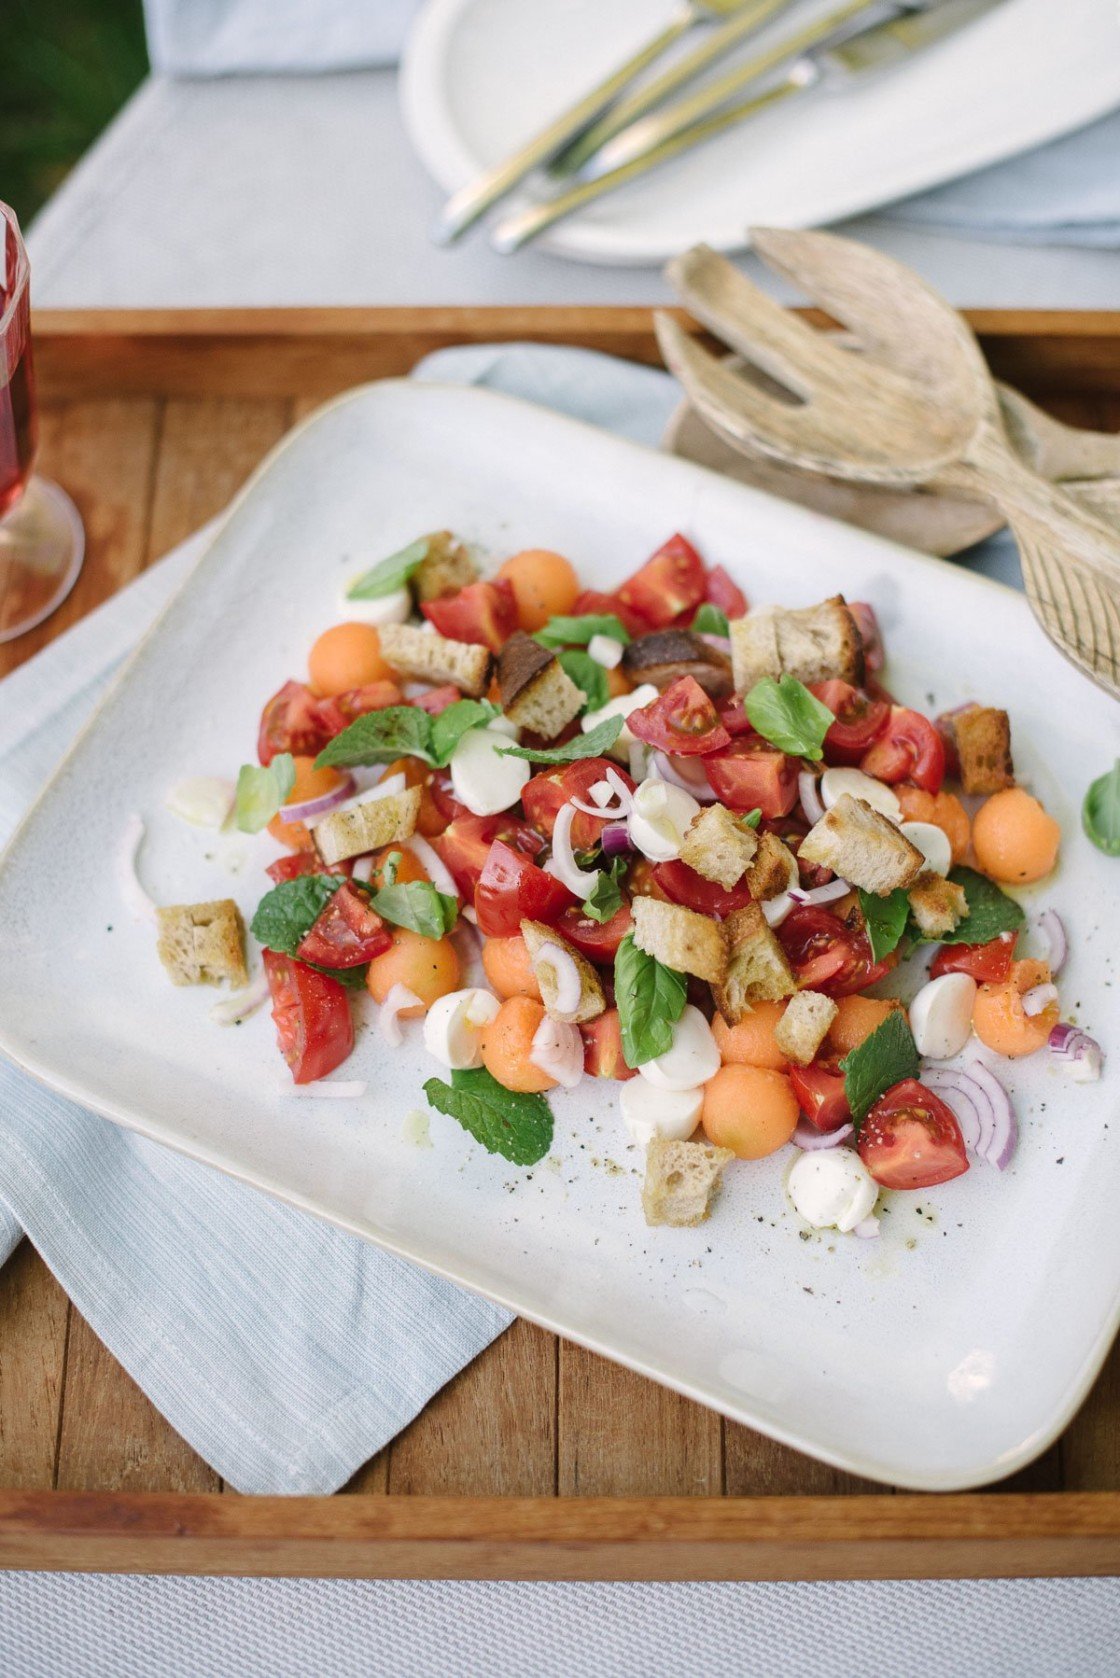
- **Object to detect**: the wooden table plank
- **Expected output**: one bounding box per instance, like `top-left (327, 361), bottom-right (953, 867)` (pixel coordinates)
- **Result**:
top-left (0, 1244), bottom-right (69, 1490)
top-left (557, 1347), bottom-right (722, 1498)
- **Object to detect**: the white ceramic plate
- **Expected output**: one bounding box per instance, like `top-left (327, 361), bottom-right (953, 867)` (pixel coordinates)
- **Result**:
top-left (400, 0), bottom-right (1120, 265)
top-left (1, 382), bottom-right (1117, 1490)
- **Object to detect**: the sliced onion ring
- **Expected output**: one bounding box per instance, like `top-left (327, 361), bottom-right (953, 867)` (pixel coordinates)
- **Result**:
top-left (798, 769), bottom-right (825, 827)
top-left (1022, 982), bottom-right (1059, 1018)
top-left (209, 969), bottom-right (270, 1026)
top-left (530, 1015), bottom-right (584, 1089)
top-left (792, 1120), bottom-right (854, 1151)
top-left (649, 751), bottom-right (719, 803)
top-left (380, 983), bottom-right (423, 1047)
top-left (1035, 908), bottom-right (1068, 976)
top-left (545, 804), bottom-right (598, 899)
top-left (280, 771), bottom-right (356, 825)
top-left (406, 833), bottom-right (460, 900)
top-left (1048, 1023), bottom-right (1104, 1082)
top-left (537, 941), bottom-right (583, 1016)
top-left (789, 878), bottom-right (850, 908)
top-left (921, 1064), bottom-right (1018, 1170)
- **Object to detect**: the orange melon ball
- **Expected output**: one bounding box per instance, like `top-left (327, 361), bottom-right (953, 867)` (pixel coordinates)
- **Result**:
top-left (972, 958), bottom-right (1059, 1058)
top-left (308, 622), bottom-right (391, 695)
top-left (713, 1001), bottom-right (789, 1070)
top-left (895, 785), bottom-right (971, 865)
top-left (481, 935), bottom-right (542, 1001)
top-left (266, 756), bottom-right (344, 850)
top-left (496, 549), bottom-right (580, 633)
top-left (972, 788), bottom-right (1060, 884)
top-left (480, 996), bottom-right (556, 1092)
top-left (701, 1065), bottom-right (799, 1160)
top-left (365, 929), bottom-right (460, 1015)
top-left (826, 996), bottom-right (904, 1058)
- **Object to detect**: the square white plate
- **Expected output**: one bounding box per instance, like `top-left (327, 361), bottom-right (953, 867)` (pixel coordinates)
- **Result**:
top-left (1, 381), bottom-right (1117, 1490)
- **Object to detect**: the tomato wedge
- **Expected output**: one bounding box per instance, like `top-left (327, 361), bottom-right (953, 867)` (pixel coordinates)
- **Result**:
top-left (559, 900), bottom-right (634, 964)
top-left (317, 681), bottom-right (405, 733)
top-left (616, 533), bottom-right (706, 629)
top-left (522, 758), bottom-right (635, 849)
top-left (930, 932), bottom-right (1017, 984)
top-left (257, 680), bottom-right (329, 766)
top-left (652, 858), bottom-right (752, 919)
top-left (627, 675), bottom-right (731, 757)
top-left (718, 697), bottom-right (754, 737)
top-left (860, 706), bottom-right (946, 794)
top-left (703, 739), bottom-right (799, 817)
top-left (474, 840), bottom-right (578, 938)
top-left (705, 564), bottom-right (747, 620)
top-left (422, 578), bottom-right (518, 652)
top-left (433, 814), bottom-right (544, 896)
top-left (570, 589), bottom-right (648, 639)
top-left (810, 679), bottom-right (890, 767)
top-left (263, 950), bottom-right (354, 1084)
top-left (789, 1064), bottom-right (851, 1133)
top-left (413, 683), bottom-right (462, 716)
top-left (778, 905), bottom-right (891, 998)
top-left (858, 1078), bottom-right (969, 1189)
top-left (296, 882), bottom-right (392, 969)
top-left (580, 1010), bottom-right (636, 1081)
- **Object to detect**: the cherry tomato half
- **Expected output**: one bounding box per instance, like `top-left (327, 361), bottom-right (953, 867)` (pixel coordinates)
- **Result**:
top-left (627, 675), bottom-right (731, 758)
top-left (810, 679), bottom-right (890, 767)
top-left (422, 578), bottom-right (518, 653)
top-left (263, 950), bottom-right (354, 1084)
top-left (522, 758), bottom-right (636, 850)
top-left (580, 1010), bottom-right (636, 1081)
top-left (265, 852), bottom-right (351, 885)
top-left (788, 1063), bottom-right (851, 1133)
top-left (778, 906), bottom-right (891, 998)
top-left (433, 814), bottom-right (544, 897)
top-left (860, 706), bottom-right (946, 795)
top-left (858, 1078), bottom-right (969, 1190)
top-left (652, 858), bottom-right (752, 919)
top-left (930, 931), bottom-right (1017, 984)
top-left (703, 739), bottom-right (799, 818)
top-left (296, 882), bottom-right (392, 969)
top-left (616, 533), bottom-right (707, 629)
top-left (558, 900), bottom-right (634, 964)
top-left (257, 680), bottom-right (330, 766)
top-left (474, 840), bottom-right (578, 938)
top-left (705, 564), bottom-right (747, 619)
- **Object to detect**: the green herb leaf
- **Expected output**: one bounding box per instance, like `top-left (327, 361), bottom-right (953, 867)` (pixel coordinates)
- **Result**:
top-left (430, 698), bottom-right (501, 766)
top-left (557, 648), bottom-right (609, 715)
top-left (858, 887), bottom-right (910, 962)
top-left (582, 860), bottom-right (626, 925)
top-left (381, 850), bottom-right (403, 888)
top-left (250, 874), bottom-right (345, 956)
top-left (497, 715), bottom-right (623, 766)
top-left (740, 808), bottom-right (762, 830)
top-left (909, 865), bottom-right (1025, 946)
top-left (745, 674), bottom-right (834, 760)
top-left (424, 1067), bottom-right (553, 1165)
top-left (840, 1009), bottom-right (920, 1128)
top-left (691, 602), bottom-right (730, 638)
top-left (1083, 760), bottom-right (1120, 856)
top-left (235, 752), bottom-right (296, 833)
top-left (315, 706), bottom-right (435, 770)
top-left (535, 613), bottom-right (631, 649)
top-left (373, 880), bottom-right (458, 940)
top-left (614, 934), bottom-right (687, 1069)
top-left (307, 961), bottom-right (370, 990)
top-left (346, 536), bottom-right (430, 601)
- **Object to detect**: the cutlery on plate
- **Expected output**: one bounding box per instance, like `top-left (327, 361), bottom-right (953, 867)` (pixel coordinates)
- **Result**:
top-left (431, 0), bottom-right (785, 246)
top-left (491, 0), bottom-right (1004, 253)
top-left (655, 232), bottom-right (1120, 697)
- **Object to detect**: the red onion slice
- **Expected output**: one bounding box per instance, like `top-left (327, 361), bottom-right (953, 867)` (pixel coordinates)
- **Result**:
top-left (798, 769), bottom-right (825, 826)
top-left (1048, 1023), bottom-right (1104, 1082)
top-left (792, 1120), bottom-right (854, 1150)
top-left (922, 1064), bottom-right (1017, 1170)
top-left (601, 822), bottom-right (634, 857)
top-left (649, 751), bottom-right (720, 803)
top-left (281, 771), bottom-right (356, 825)
top-left (696, 632), bottom-right (733, 656)
top-left (1035, 909), bottom-right (1068, 976)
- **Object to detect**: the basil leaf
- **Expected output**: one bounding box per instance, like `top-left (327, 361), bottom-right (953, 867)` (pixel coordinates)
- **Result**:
top-left (745, 674), bottom-right (834, 761)
top-left (430, 698), bottom-right (501, 767)
top-left (250, 874), bottom-right (345, 956)
top-left (315, 706), bottom-right (434, 770)
top-left (614, 934), bottom-right (687, 1069)
top-left (859, 887), bottom-right (910, 962)
top-left (558, 648), bottom-right (609, 714)
top-left (424, 1067), bottom-right (553, 1166)
top-left (235, 752), bottom-right (295, 834)
top-left (496, 715), bottom-right (623, 766)
top-left (346, 536), bottom-right (430, 601)
top-left (1083, 759), bottom-right (1120, 856)
top-left (909, 865), bottom-right (1025, 946)
top-left (535, 613), bottom-right (631, 649)
top-left (691, 602), bottom-right (730, 638)
top-left (373, 880), bottom-right (458, 940)
top-left (840, 1009), bottom-right (920, 1128)
top-left (582, 860), bottom-right (626, 925)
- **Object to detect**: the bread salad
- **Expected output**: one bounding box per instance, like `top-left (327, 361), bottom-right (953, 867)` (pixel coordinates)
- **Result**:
top-left (152, 531), bottom-right (1104, 1236)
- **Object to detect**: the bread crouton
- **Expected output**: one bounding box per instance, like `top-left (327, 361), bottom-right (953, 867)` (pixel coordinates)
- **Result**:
top-left (799, 794), bottom-right (924, 896)
top-left (642, 1137), bottom-right (735, 1228)
top-left (774, 990), bottom-right (838, 1067)
top-left (157, 900), bottom-right (247, 988)
top-left (379, 622), bottom-right (492, 698)
top-left (729, 595), bottom-right (863, 695)
top-left (313, 786), bottom-right (421, 866)
top-left (497, 632), bottom-right (585, 739)
top-left (744, 831), bottom-right (798, 902)
top-left (631, 895), bottom-right (727, 985)
top-left (678, 804), bottom-right (758, 891)
top-left (520, 920), bottom-right (605, 1024)
top-left (711, 902), bottom-right (796, 1024)
top-left (411, 531), bottom-right (478, 603)
top-left (944, 705), bottom-right (1014, 795)
top-left (909, 872), bottom-right (969, 937)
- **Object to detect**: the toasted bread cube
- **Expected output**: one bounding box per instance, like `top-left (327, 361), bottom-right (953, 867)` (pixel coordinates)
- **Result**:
top-left (379, 622), bottom-right (492, 698)
top-left (744, 831), bottom-right (798, 902)
top-left (498, 633), bottom-right (585, 740)
top-left (157, 900), bottom-right (247, 988)
top-left (313, 786), bottom-right (421, 866)
top-left (946, 705), bottom-right (1014, 795)
top-left (711, 902), bottom-right (796, 1024)
top-left (631, 895), bottom-right (727, 985)
top-left (411, 531), bottom-right (478, 603)
top-left (774, 990), bottom-right (838, 1067)
top-left (678, 804), bottom-right (758, 891)
top-left (799, 794), bottom-right (924, 896)
top-left (730, 595), bottom-right (863, 695)
top-left (909, 872), bottom-right (969, 938)
top-left (520, 920), bottom-right (605, 1024)
top-left (642, 1137), bottom-right (735, 1228)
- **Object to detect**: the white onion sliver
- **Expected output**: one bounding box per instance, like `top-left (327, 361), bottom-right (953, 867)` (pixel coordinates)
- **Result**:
top-left (530, 1015), bottom-right (584, 1089)
top-left (798, 769), bottom-right (825, 826)
top-left (605, 769), bottom-right (634, 810)
top-left (1022, 982), bottom-right (1059, 1018)
top-left (118, 814), bottom-right (158, 922)
top-left (649, 751), bottom-right (719, 803)
top-left (380, 983), bottom-right (423, 1047)
top-left (569, 790), bottom-right (629, 820)
top-left (406, 834), bottom-right (460, 900)
top-left (350, 855), bottom-right (374, 884)
top-left (282, 771), bottom-right (356, 825)
top-left (762, 893), bottom-right (795, 928)
top-left (209, 970), bottom-right (270, 1026)
top-left (279, 1078), bottom-right (368, 1100)
top-left (461, 904), bottom-right (479, 926)
top-left (305, 773), bottom-right (406, 829)
top-left (1036, 909), bottom-right (1068, 976)
top-left (589, 780), bottom-right (614, 807)
top-left (789, 878), bottom-right (850, 908)
top-left (165, 776), bottom-right (235, 829)
top-left (538, 942), bottom-right (583, 1016)
top-left (792, 1120), bottom-right (854, 1151)
top-left (545, 804), bottom-right (597, 899)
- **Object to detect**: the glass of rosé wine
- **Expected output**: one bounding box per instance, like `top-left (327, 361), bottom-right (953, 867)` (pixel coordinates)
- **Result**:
top-left (1, 201), bottom-right (84, 642)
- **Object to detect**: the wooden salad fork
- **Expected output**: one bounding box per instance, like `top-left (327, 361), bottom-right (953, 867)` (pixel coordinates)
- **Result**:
top-left (655, 232), bottom-right (1120, 698)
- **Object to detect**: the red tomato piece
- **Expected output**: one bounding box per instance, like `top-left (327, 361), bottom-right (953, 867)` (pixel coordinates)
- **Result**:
top-left (265, 852), bottom-right (351, 885)
top-left (570, 589), bottom-right (649, 639)
top-left (778, 905), bottom-right (891, 998)
top-left (296, 882), bottom-right (392, 969)
top-left (651, 858), bottom-right (752, 919)
top-left (703, 739), bottom-right (799, 818)
top-left (263, 950), bottom-right (354, 1084)
top-left (421, 578), bottom-right (518, 653)
top-left (705, 564), bottom-right (747, 620)
top-left (558, 901), bottom-right (634, 964)
top-left (627, 675), bottom-right (731, 758)
top-left (616, 533), bottom-right (707, 629)
top-left (810, 679), bottom-right (890, 767)
top-left (413, 683), bottom-right (462, 716)
top-left (789, 1063), bottom-right (851, 1133)
top-left (858, 1078), bottom-right (969, 1190)
top-left (257, 680), bottom-right (329, 766)
top-left (848, 601), bottom-right (884, 672)
top-left (930, 932), bottom-right (1017, 984)
top-left (860, 706), bottom-right (946, 794)
top-left (522, 758), bottom-right (635, 850)
top-left (427, 771), bottom-right (471, 828)
top-left (718, 697), bottom-right (754, 737)
top-left (580, 1011), bottom-right (637, 1081)
top-left (433, 814), bottom-right (544, 896)
top-left (474, 841), bottom-right (577, 938)
top-left (327, 680), bottom-right (404, 725)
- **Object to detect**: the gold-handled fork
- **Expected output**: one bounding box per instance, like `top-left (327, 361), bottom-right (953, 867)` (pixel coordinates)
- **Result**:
top-left (655, 232), bottom-right (1120, 698)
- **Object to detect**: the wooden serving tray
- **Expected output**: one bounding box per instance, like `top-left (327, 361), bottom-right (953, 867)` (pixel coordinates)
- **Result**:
top-left (2, 308), bottom-right (1118, 1580)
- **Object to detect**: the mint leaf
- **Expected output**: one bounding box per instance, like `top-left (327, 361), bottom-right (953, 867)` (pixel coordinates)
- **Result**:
top-left (1084, 760), bottom-right (1120, 856)
top-left (429, 698), bottom-right (500, 767)
top-left (373, 880), bottom-right (458, 940)
top-left (251, 874), bottom-right (346, 956)
top-left (614, 934), bottom-right (687, 1069)
top-left (535, 613), bottom-right (631, 649)
top-left (691, 602), bottom-right (730, 638)
top-left (558, 648), bottom-right (609, 714)
top-left (235, 752), bottom-right (295, 833)
top-left (840, 1009), bottom-right (920, 1128)
top-left (859, 887), bottom-right (910, 962)
top-left (582, 860), bottom-right (626, 925)
top-left (745, 675), bottom-right (834, 760)
top-left (497, 715), bottom-right (623, 765)
top-left (346, 536), bottom-right (430, 600)
top-left (910, 866), bottom-right (1025, 946)
top-left (316, 706), bottom-right (434, 770)
top-left (424, 1067), bottom-right (553, 1165)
